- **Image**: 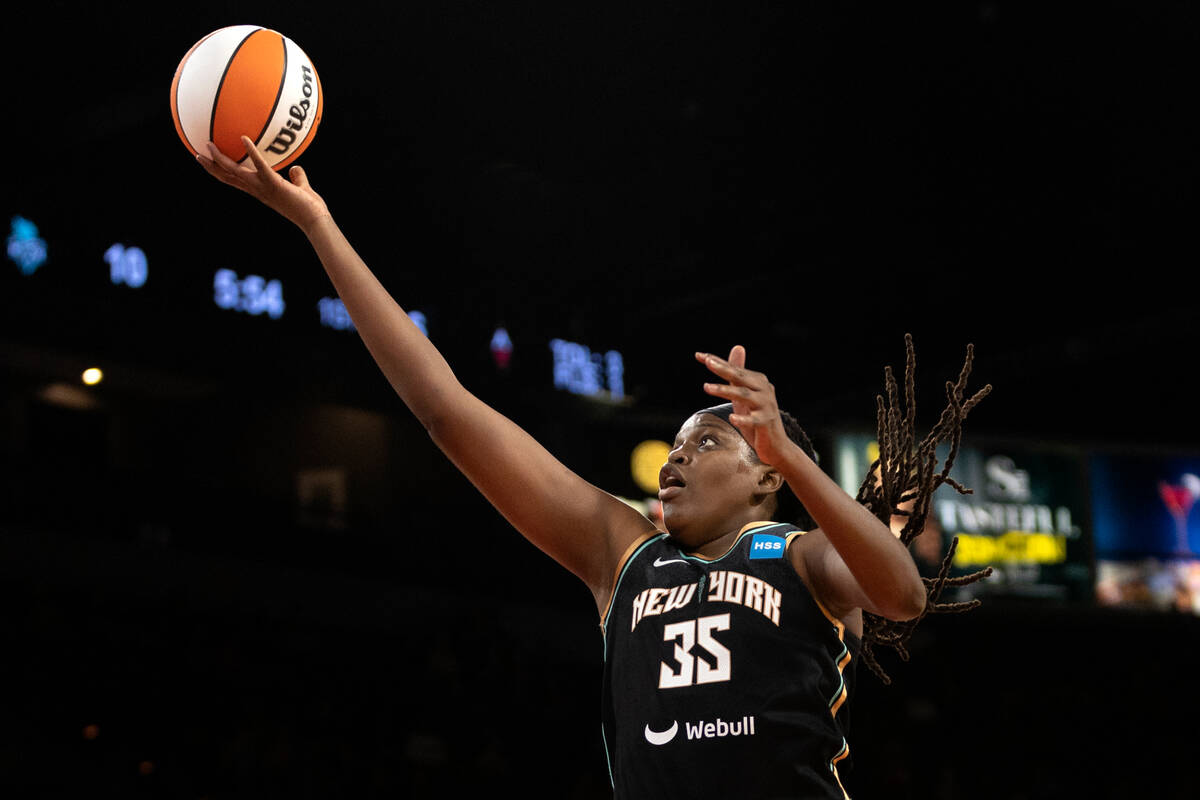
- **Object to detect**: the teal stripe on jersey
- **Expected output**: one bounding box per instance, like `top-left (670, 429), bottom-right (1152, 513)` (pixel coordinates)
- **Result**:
top-left (677, 522), bottom-right (793, 566)
top-left (602, 533), bottom-right (668, 648)
top-left (826, 640), bottom-right (849, 709)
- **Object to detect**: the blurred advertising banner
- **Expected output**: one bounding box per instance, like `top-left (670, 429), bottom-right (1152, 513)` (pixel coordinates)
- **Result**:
top-left (833, 435), bottom-right (1092, 604)
top-left (1091, 453), bottom-right (1200, 615)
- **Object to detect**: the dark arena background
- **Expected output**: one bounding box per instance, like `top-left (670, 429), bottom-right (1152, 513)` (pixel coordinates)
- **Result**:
top-left (4, 2), bottom-right (1199, 798)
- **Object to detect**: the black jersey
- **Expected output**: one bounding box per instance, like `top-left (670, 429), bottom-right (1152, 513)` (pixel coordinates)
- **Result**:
top-left (600, 521), bottom-right (859, 800)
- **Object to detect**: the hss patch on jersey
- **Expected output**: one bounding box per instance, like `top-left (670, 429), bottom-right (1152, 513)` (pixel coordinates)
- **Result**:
top-left (748, 533), bottom-right (787, 559)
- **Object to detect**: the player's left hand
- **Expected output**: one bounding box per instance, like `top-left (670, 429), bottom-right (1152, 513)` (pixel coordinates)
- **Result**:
top-left (695, 346), bottom-right (794, 467)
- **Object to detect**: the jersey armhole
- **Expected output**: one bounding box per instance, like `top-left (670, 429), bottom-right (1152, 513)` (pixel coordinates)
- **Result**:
top-left (784, 529), bottom-right (811, 548)
top-left (598, 530), bottom-right (661, 630)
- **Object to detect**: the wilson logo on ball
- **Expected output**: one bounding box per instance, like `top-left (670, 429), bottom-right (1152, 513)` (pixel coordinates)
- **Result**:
top-left (170, 25), bottom-right (323, 171)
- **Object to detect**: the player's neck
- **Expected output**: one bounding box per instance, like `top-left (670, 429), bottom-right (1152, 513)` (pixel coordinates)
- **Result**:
top-left (686, 515), bottom-right (768, 559)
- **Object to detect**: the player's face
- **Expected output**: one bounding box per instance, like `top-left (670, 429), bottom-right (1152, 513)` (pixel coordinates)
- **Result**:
top-left (659, 413), bottom-right (771, 548)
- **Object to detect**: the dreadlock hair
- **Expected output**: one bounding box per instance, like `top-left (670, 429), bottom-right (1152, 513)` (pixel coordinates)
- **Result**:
top-left (853, 333), bottom-right (993, 684)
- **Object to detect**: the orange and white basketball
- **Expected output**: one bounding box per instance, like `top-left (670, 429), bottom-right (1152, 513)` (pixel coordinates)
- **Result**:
top-left (170, 25), bottom-right (323, 170)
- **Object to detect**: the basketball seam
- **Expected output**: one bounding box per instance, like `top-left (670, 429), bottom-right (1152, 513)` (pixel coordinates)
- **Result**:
top-left (251, 33), bottom-right (289, 165)
top-left (210, 29), bottom-right (260, 159)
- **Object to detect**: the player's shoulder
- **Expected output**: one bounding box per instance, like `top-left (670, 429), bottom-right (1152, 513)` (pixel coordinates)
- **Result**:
top-left (784, 525), bottom-right (833, 581)
top-left (597, 528), bottom-right (670, 625)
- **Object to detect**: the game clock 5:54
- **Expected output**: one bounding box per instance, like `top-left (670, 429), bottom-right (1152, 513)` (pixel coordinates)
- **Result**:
top-left (213, 268), bottom-right (285, 319)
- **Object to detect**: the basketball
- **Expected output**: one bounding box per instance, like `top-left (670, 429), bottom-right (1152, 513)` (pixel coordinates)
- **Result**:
top-left (170, 25), bottom-right (323, 170)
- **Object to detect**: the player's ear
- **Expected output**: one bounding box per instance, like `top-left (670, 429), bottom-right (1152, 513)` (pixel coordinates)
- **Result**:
top-left (757, 465), bottom-right (785, 495)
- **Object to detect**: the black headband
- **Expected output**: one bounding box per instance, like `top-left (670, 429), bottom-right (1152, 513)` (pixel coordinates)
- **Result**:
top-left (692, 402), bottom-right (819, 466)
top-left (694, 403), bottom-right (748, 444)
top-left (695, 402), bottom-right (737, 425)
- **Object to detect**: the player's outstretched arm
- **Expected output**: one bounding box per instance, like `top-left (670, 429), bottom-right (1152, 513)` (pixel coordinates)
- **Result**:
top-left (197, 139), bottom-right (658, 611)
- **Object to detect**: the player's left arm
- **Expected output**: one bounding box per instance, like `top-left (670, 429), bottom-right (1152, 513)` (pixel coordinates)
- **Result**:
top-left (698, 347), bottom-right (926, 623)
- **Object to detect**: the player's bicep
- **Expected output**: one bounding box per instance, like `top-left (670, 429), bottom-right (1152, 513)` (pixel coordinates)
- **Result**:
top-left (789, 531), bottom-right (878, 621)
top-left (427, 394), bottom-right (657, 598)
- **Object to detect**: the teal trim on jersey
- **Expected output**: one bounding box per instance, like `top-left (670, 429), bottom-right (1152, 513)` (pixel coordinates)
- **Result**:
top-left (824, 628), bottom-right (852, 795)
top-left (602, 533), bottom-right (668, 654)
top-left (601, 532), bottom-right (668, 790)
top-left (829, 740), bottom-right (852, 792)
top-left (674, 521), bottom-right (793, 566)
top-left (826, 639), bottom-right (849, 710)
top-left (602, 722), bottom-right (615, 790)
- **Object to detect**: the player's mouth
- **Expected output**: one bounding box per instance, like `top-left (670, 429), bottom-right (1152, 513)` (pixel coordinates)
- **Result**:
top-left (658, 465), bottom-right (686, 501)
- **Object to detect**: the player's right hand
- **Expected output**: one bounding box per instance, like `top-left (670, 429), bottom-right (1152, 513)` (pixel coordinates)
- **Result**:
top-left (196, 135), bottom-right (331, 234)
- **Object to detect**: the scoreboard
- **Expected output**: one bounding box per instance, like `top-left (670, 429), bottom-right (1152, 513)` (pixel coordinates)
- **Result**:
top-left (1, 203), bottom-right (628, 410)
top-left (0, 196), bottom-right (652, 554)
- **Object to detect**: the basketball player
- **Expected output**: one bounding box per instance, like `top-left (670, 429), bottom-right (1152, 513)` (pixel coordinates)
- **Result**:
top-left (197, 138), bottom-right (946, 799)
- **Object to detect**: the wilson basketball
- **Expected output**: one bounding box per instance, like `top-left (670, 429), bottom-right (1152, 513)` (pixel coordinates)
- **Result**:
top-left (170, 25), bottom-right (323, 170)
